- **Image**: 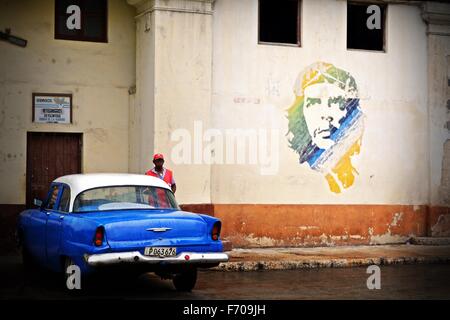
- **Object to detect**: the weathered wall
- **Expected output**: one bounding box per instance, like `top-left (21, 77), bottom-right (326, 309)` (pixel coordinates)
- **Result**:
top-left (154, 1), bottom-right (213, 204)
top-left (179, 203), bottom-right (449, 247)
top-left (1, 0), bottom-right (449, 252)
top-left (214, 204), bottom-right (428, 247)
top-left (128, 1), bottom-right (156, 174)
top-left (424, 1), bottom-right (450, 237)
top-left (210, 0), bottom-right (429, 205)
top-left (188, 0), bottom-right (448, 245)
top-left (143, 0), bottom-right (450, 246)
top-left (129, 0), bottom-right (213, 203)
top-left (0, 0), bottom-right (136, 206)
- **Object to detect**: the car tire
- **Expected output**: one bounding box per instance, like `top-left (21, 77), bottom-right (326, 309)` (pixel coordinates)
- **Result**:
top-left (21, 246), bottom-right (36, 273)
top-left (172, 268), bottom-right (197, 292)
top-left (21, 246), bottom-right (45, 287)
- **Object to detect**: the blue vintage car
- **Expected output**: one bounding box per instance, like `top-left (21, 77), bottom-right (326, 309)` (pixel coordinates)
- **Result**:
top-left (17, 173), bottom-right (228, 291)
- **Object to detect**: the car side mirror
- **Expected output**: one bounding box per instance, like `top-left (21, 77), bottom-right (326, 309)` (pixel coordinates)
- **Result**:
top-left (33, 198), bottom-right (43, 208)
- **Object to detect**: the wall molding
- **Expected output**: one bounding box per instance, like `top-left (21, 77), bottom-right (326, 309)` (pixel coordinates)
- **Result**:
top-left (128, 0), bottom-right (214, 19)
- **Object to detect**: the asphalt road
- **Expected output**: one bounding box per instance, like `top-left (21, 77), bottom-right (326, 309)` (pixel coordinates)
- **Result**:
top-left (1, 256), bottom-right (449, 299)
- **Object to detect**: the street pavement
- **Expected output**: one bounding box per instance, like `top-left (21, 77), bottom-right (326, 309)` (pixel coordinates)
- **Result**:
top-left (0, 255), bottom-right (449, 299)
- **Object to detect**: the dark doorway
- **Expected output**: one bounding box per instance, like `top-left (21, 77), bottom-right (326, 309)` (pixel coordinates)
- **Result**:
top-left (26, 132), bottom-right (82, 208)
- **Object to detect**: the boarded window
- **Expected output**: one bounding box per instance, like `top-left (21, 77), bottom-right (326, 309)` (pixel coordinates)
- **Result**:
top-left (55, 0), bottom-right (108, 43)
top-left (347, 2), bottom-right (386, 51)
top-left (259, 0), bottom-right (301, 46)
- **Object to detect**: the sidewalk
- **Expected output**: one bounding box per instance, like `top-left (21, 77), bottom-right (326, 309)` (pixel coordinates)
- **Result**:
top-left (213, 244), bottom-right (450, 271)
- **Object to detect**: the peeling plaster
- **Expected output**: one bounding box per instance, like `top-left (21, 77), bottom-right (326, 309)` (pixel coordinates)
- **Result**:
top-left (390, 212), bottom-right (403, 227)
top-left (298, 226), bottom-right (319, 230)
top-left (369, 212), bottom-right (410, 244)
top-left (369, 233), bottom-right (410, 245)
top-left (319, 233), bottom-right (336, 246)
top-left (243, 234), bottom-right (278, 247)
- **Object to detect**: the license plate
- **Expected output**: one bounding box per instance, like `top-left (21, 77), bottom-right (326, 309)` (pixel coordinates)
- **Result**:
top-left (144, 247), bottom-right (177, 257)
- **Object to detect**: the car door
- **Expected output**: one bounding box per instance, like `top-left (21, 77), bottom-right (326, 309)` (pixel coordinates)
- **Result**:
top-left (45, 183), bottom-right (68, 271)
top-left (26, 186), bottom-right (56, 266)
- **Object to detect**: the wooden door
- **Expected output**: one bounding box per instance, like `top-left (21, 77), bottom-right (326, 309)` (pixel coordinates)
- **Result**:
top-left (26, 132), bottom-right (82, 208)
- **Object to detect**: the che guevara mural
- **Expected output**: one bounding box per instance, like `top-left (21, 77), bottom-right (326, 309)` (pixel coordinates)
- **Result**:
top-left (287, 62), bottom-right (365, 193)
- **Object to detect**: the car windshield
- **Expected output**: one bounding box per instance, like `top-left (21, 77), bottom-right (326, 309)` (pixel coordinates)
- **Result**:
top-left (72, 185), bottom-right (179, 212)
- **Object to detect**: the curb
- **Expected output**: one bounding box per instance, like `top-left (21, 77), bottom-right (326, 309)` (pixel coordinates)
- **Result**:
top-left (211, 256), bottom-right (450, 271)
top-left (409, 237), bottom-right (450, 246)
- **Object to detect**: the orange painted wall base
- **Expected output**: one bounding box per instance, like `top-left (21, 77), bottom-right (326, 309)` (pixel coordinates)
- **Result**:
top-left (180, 204), bottom-right (450, 248)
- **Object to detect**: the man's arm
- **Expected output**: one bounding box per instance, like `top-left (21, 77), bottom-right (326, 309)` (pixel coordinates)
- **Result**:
top-left (170, 173), bottom-right (176, 194)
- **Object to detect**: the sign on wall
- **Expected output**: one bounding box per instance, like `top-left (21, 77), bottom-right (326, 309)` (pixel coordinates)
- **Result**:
top-left (32, 93), bottom-right (72, 124)
top-left (54, 0), bottom-right (108, 43)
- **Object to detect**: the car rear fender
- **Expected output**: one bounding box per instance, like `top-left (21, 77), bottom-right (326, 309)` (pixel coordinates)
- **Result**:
top-left (59, 215), bottom-right (111, 269)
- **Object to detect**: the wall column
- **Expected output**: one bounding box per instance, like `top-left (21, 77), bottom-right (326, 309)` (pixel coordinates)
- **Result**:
top-left (422, 2), bottom-right (450, 236)
top-left (128, 0), bottom-right (214, 204)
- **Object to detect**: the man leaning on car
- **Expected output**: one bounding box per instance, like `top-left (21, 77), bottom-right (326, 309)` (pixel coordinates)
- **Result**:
top-left (145, 153), bottom-right (177, 194)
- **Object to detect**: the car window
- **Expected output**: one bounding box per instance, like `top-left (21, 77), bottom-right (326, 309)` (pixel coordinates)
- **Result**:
top-left (73, 185), bottom-right (179, 213)
top-left (45, 185), bottom-right (60, 210)
top-left (58, 186), bottom-right (71, 212)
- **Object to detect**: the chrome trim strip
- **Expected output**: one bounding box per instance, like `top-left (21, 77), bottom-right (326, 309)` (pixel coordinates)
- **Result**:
top-left (146, 227), bottom-right (172, 232)
top-left (85, 251), bottom-right (229, 267)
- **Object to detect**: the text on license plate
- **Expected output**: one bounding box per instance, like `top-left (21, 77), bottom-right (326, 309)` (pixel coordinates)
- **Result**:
top-left (144, 247), bottom-right (177, 257)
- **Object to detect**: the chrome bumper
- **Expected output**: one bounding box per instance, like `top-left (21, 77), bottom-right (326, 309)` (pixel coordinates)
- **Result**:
top-left (85, 251), bottom-right (229, 267)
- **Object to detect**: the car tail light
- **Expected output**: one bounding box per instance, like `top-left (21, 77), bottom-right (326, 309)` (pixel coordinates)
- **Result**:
top-left (211, 222), bottom-right (221, 241)
top-left (94, 227), bottom-right (104, 246)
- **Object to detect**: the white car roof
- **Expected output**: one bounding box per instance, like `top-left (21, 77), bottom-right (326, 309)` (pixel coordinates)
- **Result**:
top-left (53, 173), bottom-right (171, 212)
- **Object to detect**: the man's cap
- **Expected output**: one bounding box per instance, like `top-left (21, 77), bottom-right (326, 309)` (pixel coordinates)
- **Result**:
top-left (153, 153), bottom-right (164, 161)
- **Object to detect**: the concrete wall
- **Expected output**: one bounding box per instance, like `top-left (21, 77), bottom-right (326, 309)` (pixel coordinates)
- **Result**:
top-left (129, 0), bottom-right (213, 203)
top-left (194, 0), bottom-right (449, 246)
top-left (210, 0), bottom-right (429, 205)
top-left (427, 8), bottom-right (450, 208)
top-left (155, 2), bottom-right (213, 204)
top-left (0, 0), bottom-right (136, 205)
top-left (130, 0), bottom-right (449, 246)
top-left (1, 0), bottom-right (449, 251)
top-left (128, 2), bottom-right (156, 174)
top-left (424, 1), bottom-right (450, 237)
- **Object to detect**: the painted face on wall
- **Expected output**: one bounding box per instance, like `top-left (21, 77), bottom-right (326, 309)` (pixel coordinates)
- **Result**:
top-left (287, 62), bottom-right (365, 194)
top-left (303, 83), bottom-right (347, 150)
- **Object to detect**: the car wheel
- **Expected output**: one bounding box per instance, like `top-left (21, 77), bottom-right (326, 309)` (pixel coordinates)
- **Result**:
top-left (21, 246), bottom-right (36, 273)
top-left (172, 268), bottom-right (197, 292)
top-left (21, 246), bottom-right (45, 286)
